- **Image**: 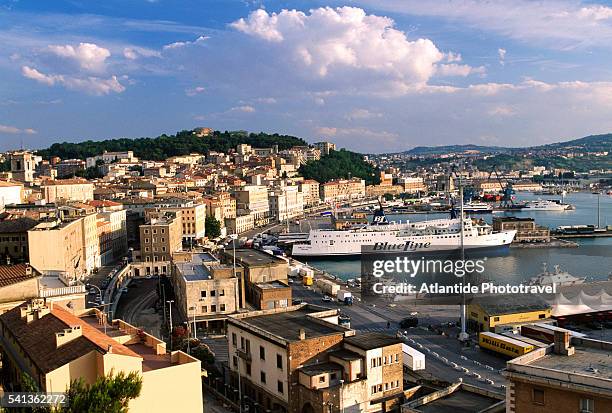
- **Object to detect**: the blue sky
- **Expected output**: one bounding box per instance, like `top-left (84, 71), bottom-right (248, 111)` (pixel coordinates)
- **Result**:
top-left (3, 0), bottom-right (612, 153)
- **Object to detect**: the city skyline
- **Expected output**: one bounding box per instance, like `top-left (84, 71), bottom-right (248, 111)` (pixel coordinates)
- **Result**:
top-left (4, 0), bottom-right (612, 153)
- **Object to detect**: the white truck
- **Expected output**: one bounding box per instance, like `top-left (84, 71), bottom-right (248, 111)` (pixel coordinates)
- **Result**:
top-left (402, 343), bottom-right (425, 371)
top-left (337, 290), bottom-right (353, 305)
top-left (315, 278), bottom-right (340, 297)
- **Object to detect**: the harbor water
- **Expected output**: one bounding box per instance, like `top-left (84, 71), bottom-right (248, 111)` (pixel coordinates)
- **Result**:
top-left (304, 192), bottom-right (612, 283)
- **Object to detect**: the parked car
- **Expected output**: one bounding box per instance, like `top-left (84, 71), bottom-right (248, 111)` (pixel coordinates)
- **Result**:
top-left (322, 295), bottom-right (332, 302)
top-left (399, 317), bottom-right (419, 328)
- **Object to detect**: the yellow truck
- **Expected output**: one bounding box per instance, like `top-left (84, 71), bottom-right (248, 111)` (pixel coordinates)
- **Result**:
top-left (302, 275), bottom-right (313, 286)
top-left (479, 332), bottom-right (535, 358)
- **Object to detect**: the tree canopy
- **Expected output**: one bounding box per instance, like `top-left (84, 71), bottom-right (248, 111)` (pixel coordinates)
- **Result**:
top-left (205, 215), bottom-right (222, 239)
top-left (36, 130), bottom-right (307, 161)
top-left (299, 149), bottom-right (380, 185)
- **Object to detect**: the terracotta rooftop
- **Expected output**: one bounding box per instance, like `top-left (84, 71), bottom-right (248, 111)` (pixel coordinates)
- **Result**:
top-left (87, 200), bottom-right (122, 207)
top-left (0, 304), bottom-right (140, 374)
top-left (0, 264), bottom-right (38, 288)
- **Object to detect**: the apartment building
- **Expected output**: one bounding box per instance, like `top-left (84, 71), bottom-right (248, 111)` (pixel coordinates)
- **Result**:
top-left (0, 217), bottom-right (38, 263)
top-left (28, 217), bottom-right (88, 282)
top-left (86, 150), bottom-right (138, 168)
top-left (0, 265), bottom-right (87, 314)
top-left (89, 201), bottom-right (128, 260)
top-left (0, 180), bottom-right (24, 206)
top-left (203, 192), bottom-right (236, 221)
top-left (139, 211), bottom-right (182, 262)
top-left (225, 214), bottom-right (255, 235)
top-left (227, 305), bottom-right (405, 413)
top-left (146, 202), bottom-right (206, 242)
top-left (172, 252), bottom-right (243, 334)
top-left (221, 248), bottom-right (289, 307)
top-left (0, 300), bottom-right (203, 412)
top-left (268, 186), bottom-right (304, 223)
top-left (298, 180), bottom-right (320, 207)
top-left (235, 185), bottom-right (270, 226)
top-left (41, 179), bottom-right (94, 203)
top-left (397, 177), bottom-right (427, 194)
top-left (313, 142), bottom-right (336, 156)
top-left (504, 331), bottom-right (612, 413)
top-left (320, 178), bottom-right (366, 203)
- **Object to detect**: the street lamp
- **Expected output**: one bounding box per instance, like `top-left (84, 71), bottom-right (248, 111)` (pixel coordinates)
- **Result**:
top-left (166, 300), bottom-right (174, 350)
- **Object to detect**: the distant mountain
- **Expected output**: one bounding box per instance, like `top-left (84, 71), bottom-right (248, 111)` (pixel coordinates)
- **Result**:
top-left (405, 144), bottom-right (507, 155)
top-left (401, 133), bottom-right (612, 156)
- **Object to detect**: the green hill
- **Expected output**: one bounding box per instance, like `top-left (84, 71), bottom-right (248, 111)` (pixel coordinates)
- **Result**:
top-left (36, 129), bottom-right (307, 161)
top-left (299, 149), bottom-right (380, 185)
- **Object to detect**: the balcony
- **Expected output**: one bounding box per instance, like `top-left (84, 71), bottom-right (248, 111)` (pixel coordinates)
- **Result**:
top-left (236, 348), bottom-right (252, 361)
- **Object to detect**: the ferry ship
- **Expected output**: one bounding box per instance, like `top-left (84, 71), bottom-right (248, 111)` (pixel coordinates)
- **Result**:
top-left (291, 209), bottom-right (516, 257)
top-left (453, 202), bottom-right (493, 213)
top-left (524, 199), bottom-right (571, 211)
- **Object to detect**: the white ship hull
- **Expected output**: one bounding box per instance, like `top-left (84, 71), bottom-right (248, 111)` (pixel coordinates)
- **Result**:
top-left (292, 220), bottom-right (516, 257)
top-left (524, 200), bottom-right (570, 211)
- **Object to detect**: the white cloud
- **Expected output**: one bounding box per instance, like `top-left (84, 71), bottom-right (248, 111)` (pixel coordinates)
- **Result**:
top-left (436, 63), bottom-right (485, 77)
top-left (488, 105), bottom-right (516, 116)
top-left (0, 124), bottom-right (37, 135)
top-left (256, 97), bottom-right (277, 104)
top-left (48, 42), bottom-right (110, 72)
top-left (21, 66), bottom-right (125, 95)
top-left (357, 0), bottom-right (612, 49)
top-left (185, 86), bottom-right (206, 96)
top-left (498, 48), bottom-right (506, 65)
top-left (123, 46), bottom-right (161, 60)
top-left (231, 7), bottom-right (480, 86)
top-left (230, 105), bottom-right (256, 113)
top-left (163, 35), bottom-right (209, 50)
top-left (346, 108), bottom-right (383, 120)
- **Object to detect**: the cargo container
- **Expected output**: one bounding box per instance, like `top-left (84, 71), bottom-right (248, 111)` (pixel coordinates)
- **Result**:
top-left (501, 332), bottom-right (548, 348)
top-left (402, 343), bottom-right (425, 371)
top-left (479, 332), bottom-right (535, 358)
top-left (315, 278), bottom-right (340, 296)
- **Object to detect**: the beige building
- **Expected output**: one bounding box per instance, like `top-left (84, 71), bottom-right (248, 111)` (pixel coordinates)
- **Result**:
top-left (0, 180), bottom-right (24, 206)
top-left (41, 179), bottom-right (94, 203)
top-left (227, 305), bottom-right (404, 413)
top-left (320, 178), bottom-right (366, 203)
top-left (172, 252), bottom-right (243, 334)
top-left (28, 217), bottom-right (88, 281)
top-left (313, 141), bottom-right (336, 156)
top-left (146, 202), bottom-right (206, 242)
top-left (139, 211), bottom-right (183, 262)
top-left (225, 214), bottom-right (255, 235)
top-left (504, 331), bottom-right (612, 413)
top-left (268, 186), bottom-right (304, 223)
top-left (0, 217), bottom-right (39, 263)
top-left (0, 300), bottom-right (203, 412)
top-left (298, 180), bottom-right (320, 207)
top-left (397, 177), bottom-right (427, 194)
top-left (235, 185), bottom-right (270, 226)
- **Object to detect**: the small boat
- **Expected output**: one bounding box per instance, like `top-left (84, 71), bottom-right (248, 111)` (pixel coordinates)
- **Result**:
top-left (528, 263), bottom-right (586, 287)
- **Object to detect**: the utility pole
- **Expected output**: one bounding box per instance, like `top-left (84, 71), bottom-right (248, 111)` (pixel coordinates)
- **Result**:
top-left (167, 300), bottom-right (174, 350)
top-left (458, 173), bottom-right (468, 342)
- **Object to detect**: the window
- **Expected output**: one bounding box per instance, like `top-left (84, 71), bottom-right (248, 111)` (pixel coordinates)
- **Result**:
top-left (219, 289), bottom-right (225, 296)
top-left (494, 316), bottom-right (500, 322)
top-left (319, 376), bottom-right (325, 383)
top-left (260, 372), bottom-right (266, 384)
top-left (330, 373), bottom-right (337, 380)
top-left (539, 314), bottom-right (546, 319)
top-left (580, 398), bottom-right (594, 413)
top-left (220, 304), bottom-right (226, 311)
top-left (201, 305), bottom-right (207, 312)
top-left (233, 356), bottom-right (237, 367)
top-left (246, 363), bottom-right (251, 376)
top-left (260, 346), bottom-right (266, 360)
top-left (277, 381), bottom-right (283, 394)
top-left (276, 354), bottom-right (283, 369)
top-left (532, 388), bottom-right (545, 405)
top-left (200, 290), bottom-right (207, 299)
top-left (211, 290), bottom-right (216, 297)
top-left (232, 333), bottom-right (237, 346)
top-left (371, 386), bottom-right (377, 395)
top-left (211, 305), bottom-right (216, 312)
top-left (240, 337), bottom-right (245, 349)
top-left (245, 339), bottom-right (250, 354)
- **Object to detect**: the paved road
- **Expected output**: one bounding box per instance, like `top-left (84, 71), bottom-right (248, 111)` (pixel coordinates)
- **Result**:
top-left (115, 278), bottom-right (163, 337)
top-left (291, 282), bottom-right (507, 390)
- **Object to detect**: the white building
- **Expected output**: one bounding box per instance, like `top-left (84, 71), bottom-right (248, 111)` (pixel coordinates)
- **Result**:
top-left (0, 181), bottom-right (23, 207)
top-left (268, 186), bottom-right (304, 223)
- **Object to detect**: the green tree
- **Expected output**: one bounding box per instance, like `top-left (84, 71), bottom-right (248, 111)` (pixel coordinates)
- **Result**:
top-left (299, 149), bottom-right (380, 185)
top-left (60, 370), bottom-right (142, 413)
top-left (205, 216), bottom-right (222, 239)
